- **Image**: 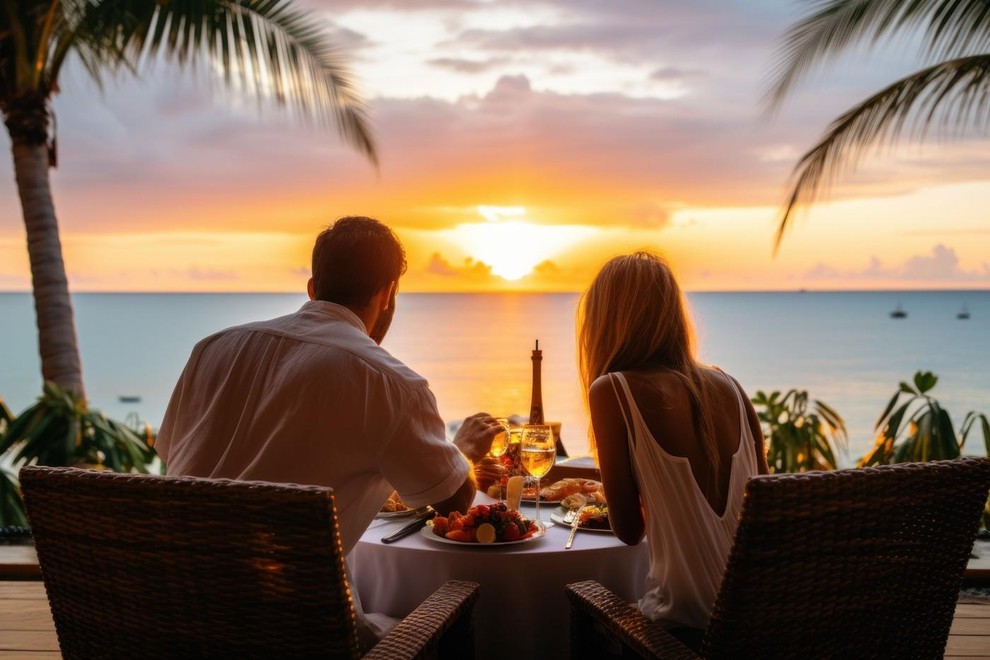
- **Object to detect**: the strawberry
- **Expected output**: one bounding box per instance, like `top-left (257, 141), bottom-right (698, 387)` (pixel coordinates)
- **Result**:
top-left (502, 523), bottom-right (520, 541)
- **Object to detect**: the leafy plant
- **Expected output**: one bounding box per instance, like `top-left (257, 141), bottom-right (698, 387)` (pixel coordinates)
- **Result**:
top-left (0, 382), bottom-right (156, 472)
top-left (752, 389), bottom-right (847, 472)
top-left (861, 371), bottom-right (967, 466)
top-left (961, 411), bottom-right (990, 457)
top-left (0, 398), bottom-right (28, 527)
top-left (0, 384), bottom-right (157, 526)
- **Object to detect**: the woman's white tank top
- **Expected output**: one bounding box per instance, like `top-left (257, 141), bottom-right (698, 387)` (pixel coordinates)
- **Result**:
top-left (609, 370), bottom-right (759, 629)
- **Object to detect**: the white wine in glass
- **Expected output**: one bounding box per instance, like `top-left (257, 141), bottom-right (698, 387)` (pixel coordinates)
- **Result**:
top-left (489, 419), bottom-right (511, 502)
top-left (521, 424), bottom-right (556, 527)
top-left (490, 418), bottom-right (510, 458)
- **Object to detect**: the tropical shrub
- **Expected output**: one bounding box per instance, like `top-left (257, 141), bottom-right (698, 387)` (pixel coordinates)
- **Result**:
top-left (0, 383), bottom-right (157, 526)
top-left (0, 398), bottom-right (26, 527)
top-left (860, 371), bottom-right (988, 466)
top-left (861, 370), bottom-right (990, 529)
top-left (752, 388), bottom-right (847, 472)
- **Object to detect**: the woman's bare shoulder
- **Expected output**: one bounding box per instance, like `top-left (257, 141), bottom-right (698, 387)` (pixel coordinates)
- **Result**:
top-left (589, 374), bottom-right (619, 407)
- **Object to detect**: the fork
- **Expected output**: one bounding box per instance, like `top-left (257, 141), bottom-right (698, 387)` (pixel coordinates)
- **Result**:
top-left (564, 505), bottom-right (586, 549)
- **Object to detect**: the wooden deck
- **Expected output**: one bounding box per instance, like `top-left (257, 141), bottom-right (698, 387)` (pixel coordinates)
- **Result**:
top-left (0, 580), bottom-right (987, 657)
top-left (3, 540), bottom-right (989, 656)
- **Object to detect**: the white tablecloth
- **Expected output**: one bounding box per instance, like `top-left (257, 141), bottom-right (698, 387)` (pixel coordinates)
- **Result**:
top-left (349, 497), bottom-right (650, 659)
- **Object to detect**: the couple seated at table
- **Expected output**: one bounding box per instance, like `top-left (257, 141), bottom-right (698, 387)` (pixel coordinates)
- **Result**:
top-left (156, 215), bottom-right (769, 647)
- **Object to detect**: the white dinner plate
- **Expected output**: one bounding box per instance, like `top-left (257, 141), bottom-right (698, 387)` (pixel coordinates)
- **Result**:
top-left (549, 508), bottom-right (612, 533)
top-left (420, 521), bottom-right (547, 546)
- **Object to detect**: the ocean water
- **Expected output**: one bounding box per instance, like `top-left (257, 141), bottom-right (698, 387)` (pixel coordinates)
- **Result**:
top-left (1, 291), bottom-right (988, 464)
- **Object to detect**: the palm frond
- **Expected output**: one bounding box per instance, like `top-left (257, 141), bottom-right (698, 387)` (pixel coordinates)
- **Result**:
top-left (765, 0), bottom-right (990, 110)
top-left (774, 54), bottom-right (990, 250)
top-left (51, 0), bottom-right (376, 164)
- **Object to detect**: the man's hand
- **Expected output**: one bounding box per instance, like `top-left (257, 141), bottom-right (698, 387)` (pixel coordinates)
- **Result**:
top-left (452, 412), bottom-right (502, 463)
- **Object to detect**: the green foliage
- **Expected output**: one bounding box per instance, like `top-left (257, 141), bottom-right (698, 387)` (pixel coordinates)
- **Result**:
top-left (0, 382), bottom-right (156, 471)
top-left (0, 467), bottom-right (27, 528)
top-left (752, 388), bottom-right (847, 472)
top-left (961, 411), bottom-right (990, 456)
top-left (860, 371), bottom-right (966, 466)
top-left (0, 383), bottom-right (157, 526)
top-left (0, 398), bottom-right (11, 434)
top-left (0, 399), bottom-right (28, 527)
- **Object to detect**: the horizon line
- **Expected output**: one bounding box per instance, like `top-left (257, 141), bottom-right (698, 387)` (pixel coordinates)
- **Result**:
top-left (1, 288), bottom-right (989, 295)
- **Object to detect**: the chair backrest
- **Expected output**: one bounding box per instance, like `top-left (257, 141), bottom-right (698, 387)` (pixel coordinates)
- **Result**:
top-left (702, 457), bottom-right (990, 659)
top-left (20, 466), bottom-right (361, 659)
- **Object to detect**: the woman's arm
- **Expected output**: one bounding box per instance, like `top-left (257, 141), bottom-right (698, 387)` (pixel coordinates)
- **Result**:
top-left (589, 375), bottom-right (646, 545)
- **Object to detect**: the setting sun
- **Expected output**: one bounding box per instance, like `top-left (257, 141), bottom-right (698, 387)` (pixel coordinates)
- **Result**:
top-left (444, 208), bottom-right (598, 281)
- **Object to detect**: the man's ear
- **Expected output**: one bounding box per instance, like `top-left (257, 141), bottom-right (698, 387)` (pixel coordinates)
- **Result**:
top-left (383, 281), bottom-right (397, 310)
top-left (307, 278), bottom-right (315, 301)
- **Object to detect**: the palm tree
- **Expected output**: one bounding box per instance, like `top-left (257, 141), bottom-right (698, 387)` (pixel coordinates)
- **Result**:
top-left (2, 0), bottom-right (376, 402)
top-left (765, 0), bottom-right (990, 248)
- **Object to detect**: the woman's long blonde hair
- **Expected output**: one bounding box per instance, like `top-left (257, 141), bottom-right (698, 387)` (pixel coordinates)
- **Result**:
top-left (578, 252), bottom-right (720, 487)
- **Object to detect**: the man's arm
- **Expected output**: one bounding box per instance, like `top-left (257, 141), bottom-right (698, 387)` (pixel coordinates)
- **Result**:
top-left (429, 469), bottom-right (477, 516)
top-left (427, 412), bottom-right (500, 514)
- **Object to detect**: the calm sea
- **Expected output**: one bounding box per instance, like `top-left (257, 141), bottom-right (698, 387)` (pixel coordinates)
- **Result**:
top-left (1, 291), bottom-right (988, 464)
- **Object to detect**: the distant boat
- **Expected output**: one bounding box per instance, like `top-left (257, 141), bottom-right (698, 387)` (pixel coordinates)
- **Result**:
top-left (957, 304), bottom-right (970, 320)
top-left (118, 395), bottom-right (142, 404)
top-left (890, 303), bottom-right (907, 319)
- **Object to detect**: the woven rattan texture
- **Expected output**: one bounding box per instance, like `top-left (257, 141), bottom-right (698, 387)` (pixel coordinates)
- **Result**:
top-left (567, 580), bottom-right (698, 659)
top-left (566, 458), bottom-right (990, 659)
top-left (704, 457), bottom-right (990, 659)
top-left (20, 466), bottom-right (360, 658)
top-left (364, 580), bottom-right (479, 660)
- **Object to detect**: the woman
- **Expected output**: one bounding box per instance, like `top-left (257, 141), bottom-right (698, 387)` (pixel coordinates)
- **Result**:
top-left (578, 252), bottom-right (769, 635)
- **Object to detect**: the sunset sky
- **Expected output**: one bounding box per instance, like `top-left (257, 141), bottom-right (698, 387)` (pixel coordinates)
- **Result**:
top-left (1, 0), bottom-right (989, 292)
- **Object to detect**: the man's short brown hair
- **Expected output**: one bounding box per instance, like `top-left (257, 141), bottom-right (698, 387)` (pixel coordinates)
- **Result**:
top-left (311, 216), bottom-right (407, 308)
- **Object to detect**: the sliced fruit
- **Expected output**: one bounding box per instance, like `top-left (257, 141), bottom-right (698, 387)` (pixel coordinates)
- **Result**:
top-left (475, 523), bottom-right (496, 544)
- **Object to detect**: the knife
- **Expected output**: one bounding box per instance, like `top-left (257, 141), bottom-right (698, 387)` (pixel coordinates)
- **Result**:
top-left (565, 506), bottom-right (585, 550)
top-left (381, 509), bottom-right (434, 544)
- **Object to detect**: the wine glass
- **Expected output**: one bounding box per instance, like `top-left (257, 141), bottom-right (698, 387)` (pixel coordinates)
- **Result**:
top-left (521, 424), bottom-right (556, 528)
top-left (488, 418), bottom-right (511, 501)
top-left (490, 418), bottom-right (510, 458)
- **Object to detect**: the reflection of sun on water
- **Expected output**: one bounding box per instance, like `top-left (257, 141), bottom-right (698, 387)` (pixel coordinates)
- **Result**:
top-left (449, 207), bottom-right (597, 281)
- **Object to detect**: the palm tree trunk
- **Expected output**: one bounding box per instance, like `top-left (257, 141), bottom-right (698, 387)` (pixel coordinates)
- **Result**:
top-left (9, 137), bottom-right (86, 401)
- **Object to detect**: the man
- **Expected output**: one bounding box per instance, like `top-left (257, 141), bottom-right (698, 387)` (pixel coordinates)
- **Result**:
top-left (156, 216), bottom-right (499, 558)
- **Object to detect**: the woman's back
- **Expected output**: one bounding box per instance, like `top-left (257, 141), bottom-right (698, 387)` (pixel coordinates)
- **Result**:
top-left (615, 368), bottom-right (749, 515)
top-left (608, 368), bottom-right (761, 629)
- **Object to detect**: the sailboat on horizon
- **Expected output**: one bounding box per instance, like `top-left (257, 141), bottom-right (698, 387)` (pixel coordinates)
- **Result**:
top-left (957, 304), bottom-right (970, 320)
top-left (890, 303), bottom-right (907, 319)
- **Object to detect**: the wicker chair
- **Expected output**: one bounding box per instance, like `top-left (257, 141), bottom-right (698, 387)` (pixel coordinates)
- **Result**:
top-left (566, 457), bottom-right (990, 659)
top-left (19, 465), bottom-right (479, 659)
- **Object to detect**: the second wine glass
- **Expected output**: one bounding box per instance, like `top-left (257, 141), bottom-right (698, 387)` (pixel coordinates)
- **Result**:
top-left (488, 418), bottom-right (511, 501)
top-left (521, 424), bottom-right (556, 528)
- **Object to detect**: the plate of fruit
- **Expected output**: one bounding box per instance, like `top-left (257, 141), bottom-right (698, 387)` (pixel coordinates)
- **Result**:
top-left (423, 502), bottom-right (545, 545)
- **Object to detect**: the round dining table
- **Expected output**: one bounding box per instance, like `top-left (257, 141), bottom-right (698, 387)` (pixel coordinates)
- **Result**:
top-left (349, 495), bottom-right (650, 660)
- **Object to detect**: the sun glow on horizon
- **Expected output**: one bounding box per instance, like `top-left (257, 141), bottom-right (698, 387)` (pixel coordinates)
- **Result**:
top-left (445, 214), bottom-right (598, 281)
